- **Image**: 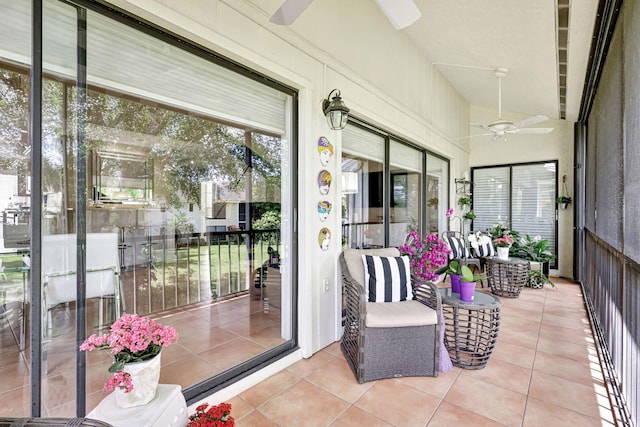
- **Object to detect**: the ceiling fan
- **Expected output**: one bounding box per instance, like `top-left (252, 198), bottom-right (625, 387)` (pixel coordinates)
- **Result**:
top-left (470, 68), bottom-right (553, 141)
top-left (270, 0), bottom-right (421, 30)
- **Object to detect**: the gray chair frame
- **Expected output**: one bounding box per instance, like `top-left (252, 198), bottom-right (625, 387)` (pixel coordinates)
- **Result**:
top-left (340, 248), bottom-right (441, 383)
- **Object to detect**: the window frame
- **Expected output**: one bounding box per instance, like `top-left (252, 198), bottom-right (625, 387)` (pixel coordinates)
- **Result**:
top-left (472, 160), bottom-right (559, 269)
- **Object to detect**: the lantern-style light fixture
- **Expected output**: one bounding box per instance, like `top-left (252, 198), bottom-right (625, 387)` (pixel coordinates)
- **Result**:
top-left (322, 89), bottom-right (350, 130)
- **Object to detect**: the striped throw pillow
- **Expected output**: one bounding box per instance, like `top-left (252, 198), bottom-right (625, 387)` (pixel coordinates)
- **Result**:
top-left (445, 236), bottom-right (471, 259)
top-left (362, 255), bottom-right (413, 303)
top-left (473, 240), bottom-right (496, 257)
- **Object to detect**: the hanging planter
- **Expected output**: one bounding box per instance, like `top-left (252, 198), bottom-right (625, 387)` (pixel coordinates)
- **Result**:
top-left (556, 195), bottom-right (571, 209)
top-left (557, 175), bottom-right (572, 209)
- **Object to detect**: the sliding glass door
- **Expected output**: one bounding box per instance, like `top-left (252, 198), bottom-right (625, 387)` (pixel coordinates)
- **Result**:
top-left (1, 0), bottom-right (296, 417)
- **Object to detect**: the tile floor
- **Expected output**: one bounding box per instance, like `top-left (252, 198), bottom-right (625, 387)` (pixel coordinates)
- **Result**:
top-left (226, 278), bottom-right (615, 427)
top-left (0, 277), bottom-right (617, 426)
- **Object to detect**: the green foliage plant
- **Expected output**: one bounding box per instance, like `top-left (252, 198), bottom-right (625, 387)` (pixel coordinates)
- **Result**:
top-left (463, 211), bottom-right (476, 221)
top-left (511, 234), bottom-right (555, 263)
top-left (457, 196), bottom-right (472, 207)
top-left (445, 260), bottom-right (463, 276)
top-left (460, 265), bottom-right (487, 283)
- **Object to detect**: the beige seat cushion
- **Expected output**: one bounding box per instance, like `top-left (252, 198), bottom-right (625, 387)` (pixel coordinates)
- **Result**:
top-left (343, 247), bottom-right (400, 286)
top-left (365, 300), bottom-right (437, 328)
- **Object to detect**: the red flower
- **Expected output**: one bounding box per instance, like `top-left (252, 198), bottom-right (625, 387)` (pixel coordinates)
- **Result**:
top-left (188, 402), bottom-right (234, 427)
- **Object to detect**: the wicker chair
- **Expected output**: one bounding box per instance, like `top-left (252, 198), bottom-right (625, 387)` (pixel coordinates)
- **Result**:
top-left (340, 247), bottom-right (441, 383)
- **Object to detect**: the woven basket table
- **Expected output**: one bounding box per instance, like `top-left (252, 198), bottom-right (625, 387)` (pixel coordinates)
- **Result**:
top-left (485, 256), bottom-right (530, 298)
top-left (439, 288), bottom-right (501, 369)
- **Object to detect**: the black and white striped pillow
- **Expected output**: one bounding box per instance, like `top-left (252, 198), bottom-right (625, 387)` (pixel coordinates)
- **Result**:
top-left (445, 236), bottom-right (471, 259)
top-left (473, 240), bottom-right (496, 257)
top-left (362, 255), bottom-right (413, 303)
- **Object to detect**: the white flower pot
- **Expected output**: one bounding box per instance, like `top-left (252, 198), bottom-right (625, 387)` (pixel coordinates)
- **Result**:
top-left (496, 247), bottom-right (509, 260)
top-left (115, 351), bottom-right (162, 408)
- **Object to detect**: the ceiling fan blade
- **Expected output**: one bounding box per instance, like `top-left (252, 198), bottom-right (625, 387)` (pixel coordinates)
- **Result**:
top-left (269, 0), bottom-right (315, 25)
top-left (374, 0), bottom-right (421, 29)
top-left (470, 123), bottom-right (494, 132)
top-left (514, 127), bottom-right (554, 134)
top-left (461, 133), bottom-right (493, 140)
top-left (512, 114), bottom-right (548, 129)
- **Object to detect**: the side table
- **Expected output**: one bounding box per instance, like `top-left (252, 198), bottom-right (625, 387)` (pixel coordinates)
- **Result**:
top-left (485, 256), bottom-right (530, 298)
top-left (87, 384), bottom-right (188, 427)
top-left (439, 288), bottom-right (501, 369)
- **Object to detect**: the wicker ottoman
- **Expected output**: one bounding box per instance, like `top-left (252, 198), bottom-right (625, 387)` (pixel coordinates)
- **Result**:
top-left (485, 257), bottom-right (530, 298)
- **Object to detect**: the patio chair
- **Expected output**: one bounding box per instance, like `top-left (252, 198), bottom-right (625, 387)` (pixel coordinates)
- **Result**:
top-left (441, 231), bottom-right (482, 274)
top-left (340, 247), bottom-right (441, 383)
top-left (41, 233), bottom-right (123, 372)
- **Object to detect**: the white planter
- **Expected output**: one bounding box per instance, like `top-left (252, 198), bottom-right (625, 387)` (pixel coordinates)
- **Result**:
top-left (496, 247), bottom-right (509, 260)
top-left (115, 351), bottom-right (162, 408)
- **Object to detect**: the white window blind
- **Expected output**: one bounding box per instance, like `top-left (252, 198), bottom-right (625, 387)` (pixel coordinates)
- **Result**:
top-left (472, 163), bottom-right (557, 265)
top-left (472, 167), bottom-right (510, 232)
top-left (512, 164), bottom-right (556, 255)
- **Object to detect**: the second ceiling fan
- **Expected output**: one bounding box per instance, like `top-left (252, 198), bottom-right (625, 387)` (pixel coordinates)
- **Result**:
top-left (270, 0), bottom-right (421, 30)
top-left (470, 68), bottom-right (553, 141)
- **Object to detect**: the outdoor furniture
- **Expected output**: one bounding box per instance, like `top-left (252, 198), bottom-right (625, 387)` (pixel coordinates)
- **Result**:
top-left (442, 231), bottom-right (482, 274)
top-left (340, 247), bottom-right (441, 383)
top-left (87, 384), bottom-right (187, 427)
top-left (485, 256), bottom-right (530, 297)
top-left (439, 288), bottom-right (501, 369)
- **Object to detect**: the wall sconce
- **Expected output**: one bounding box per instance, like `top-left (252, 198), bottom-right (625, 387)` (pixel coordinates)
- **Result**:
top-left (322, 89), bottom-right (350, 130)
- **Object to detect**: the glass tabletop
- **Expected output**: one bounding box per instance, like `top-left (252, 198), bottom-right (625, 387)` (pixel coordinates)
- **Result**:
top-left (439, 287), bottom-right (500, 307)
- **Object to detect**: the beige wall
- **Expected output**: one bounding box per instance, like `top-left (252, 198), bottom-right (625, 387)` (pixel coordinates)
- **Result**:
top-left (469, 105), bottom-right (575, 278)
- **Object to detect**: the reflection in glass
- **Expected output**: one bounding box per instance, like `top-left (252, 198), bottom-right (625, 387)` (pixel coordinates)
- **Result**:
top-left (389, 140), bottom-right (422, 247)
top-left (0, 0), bottom-right (293, 416)
top-left (341, 125), bottom-right (385, 249)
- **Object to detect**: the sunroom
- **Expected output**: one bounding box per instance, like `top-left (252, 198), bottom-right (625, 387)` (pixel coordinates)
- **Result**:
top-left (0, 0), bottom-right (636, 426)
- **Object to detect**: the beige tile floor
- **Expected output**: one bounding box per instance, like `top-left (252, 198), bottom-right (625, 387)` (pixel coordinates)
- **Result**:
top-left (0, 278), bottom-right (617, 426)
top-left (226, 278), bottom-right (615, 427)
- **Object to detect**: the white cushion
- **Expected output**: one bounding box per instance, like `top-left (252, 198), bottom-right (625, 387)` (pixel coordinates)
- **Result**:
top-left (362, 255), bottom-right (412, 302)
top-left (366, 300), bottom-right (437, 328)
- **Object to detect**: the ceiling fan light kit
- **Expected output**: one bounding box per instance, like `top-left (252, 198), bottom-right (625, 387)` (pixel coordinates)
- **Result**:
top-left (470, 68), bottom-right (554, 141)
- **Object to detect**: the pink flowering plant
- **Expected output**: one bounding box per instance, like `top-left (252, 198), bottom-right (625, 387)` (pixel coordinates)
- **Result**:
top-left (493, 235), bottom-right (514, 248)
top-left (79, 313), bottom-right (178, 393)
top-left (399, 230), bottom-right (450, 282)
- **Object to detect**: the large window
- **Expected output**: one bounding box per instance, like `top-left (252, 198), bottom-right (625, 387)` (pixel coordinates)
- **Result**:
top-left (341, 121), bottom-right (449, 249)
top-left (0, 0), bottom-right (295, 417)
top-left (472, 161), bottom-right (558, 267)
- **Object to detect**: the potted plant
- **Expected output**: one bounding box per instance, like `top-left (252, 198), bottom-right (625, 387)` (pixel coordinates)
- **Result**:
top-left (511, 234), bottom-right (556, 277)
top-left (459, 265), bottom-right (486, 302)
top-left (399, 230), bottom-right (451, 282)
top-left (493, 235), bottom-right (514, 260)
top-left (556, 195), bottom-right (572, 209)
top-left (528, 269), bottom-right (555, 289)
top-left (463, 211), bottom-right (476, 221)
top-left (80, 313), bottom-right (179, 408)
top-left (188, 402), bottom-right (234, 426)
top-left (457, 196), bottom-right (472, 208)
top-left (445, 260), bottom-right (463, 293)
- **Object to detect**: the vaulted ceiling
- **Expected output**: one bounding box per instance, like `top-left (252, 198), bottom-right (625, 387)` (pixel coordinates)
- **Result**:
top-left (404, 0), bottom-right (599, 122)
top-left (264, 0), bottom-right (600, 124)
